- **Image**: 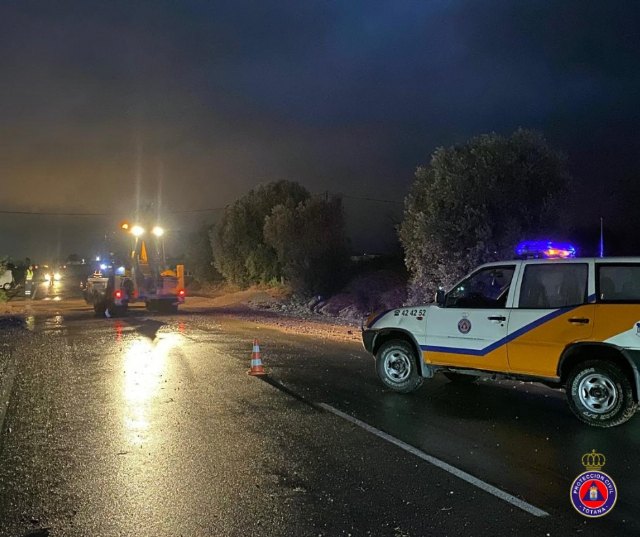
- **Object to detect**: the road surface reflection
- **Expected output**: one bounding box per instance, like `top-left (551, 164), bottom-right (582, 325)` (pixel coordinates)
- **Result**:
top-left (122, 333), bottom-right (179, 446)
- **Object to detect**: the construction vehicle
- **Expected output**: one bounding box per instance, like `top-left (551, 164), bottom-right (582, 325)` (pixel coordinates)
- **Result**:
top-left (83, 225), bottom-right (185, 316)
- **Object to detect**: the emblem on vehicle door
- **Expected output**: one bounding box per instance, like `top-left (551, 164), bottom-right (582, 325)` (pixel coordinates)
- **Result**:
top-left (457, 318), bottom-right (472, 334)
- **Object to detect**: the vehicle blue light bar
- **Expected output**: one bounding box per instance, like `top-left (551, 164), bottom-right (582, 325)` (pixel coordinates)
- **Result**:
top-left (515, 240), bottom-right (577, 259)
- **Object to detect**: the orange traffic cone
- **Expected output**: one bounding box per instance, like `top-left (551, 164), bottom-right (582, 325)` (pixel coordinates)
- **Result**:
top-left (247, 338), bottom-right (266, 376)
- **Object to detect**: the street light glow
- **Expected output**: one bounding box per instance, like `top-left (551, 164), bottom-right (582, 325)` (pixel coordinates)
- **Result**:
top-left (131, 225), bottom-right (145, 237)
top-left (152, 226), bottom-right (164, 237)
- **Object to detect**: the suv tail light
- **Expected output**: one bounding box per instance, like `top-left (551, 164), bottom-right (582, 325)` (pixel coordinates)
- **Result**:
top-left (114, 290), bottom-right (123, 299)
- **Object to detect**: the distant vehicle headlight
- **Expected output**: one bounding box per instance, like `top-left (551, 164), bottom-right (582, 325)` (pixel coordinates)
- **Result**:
top-left (54, 272), bottom-right (62, 281)
top-left (44, 273), bottom-right (51, 282)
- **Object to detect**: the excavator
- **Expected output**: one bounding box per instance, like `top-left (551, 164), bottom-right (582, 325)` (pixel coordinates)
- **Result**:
top-left (83, 229), bottom-right (185, 316)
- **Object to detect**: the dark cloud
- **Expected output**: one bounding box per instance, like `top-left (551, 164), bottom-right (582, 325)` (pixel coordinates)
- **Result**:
top-left (1, 1), bottom-right (639, 259)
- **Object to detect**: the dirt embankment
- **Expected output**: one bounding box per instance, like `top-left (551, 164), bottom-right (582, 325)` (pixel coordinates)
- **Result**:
top-left (183, 291), bottom-right (363, 343)
top-left (186, 268), bottom-right (408, 341)
top-left (195, 268), bottom-right (407, 322)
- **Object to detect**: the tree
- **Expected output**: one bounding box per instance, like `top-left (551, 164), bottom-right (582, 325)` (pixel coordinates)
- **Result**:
top-left (211, 181), bottom-right (310, 286)
top-left (400, 129), bottom-right (572, 303)
top-left (264, 196), bottom-right (349, 295)
top-left (185, 224), bottom-right (221, 283)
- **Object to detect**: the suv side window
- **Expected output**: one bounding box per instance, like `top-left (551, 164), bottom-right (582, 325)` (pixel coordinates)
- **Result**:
top-left (519, 263), bottom-right (588, 308)
top-left (598, 264), bottom-right (640, 302)
top-left (446, 266), bottom-right (515, 308)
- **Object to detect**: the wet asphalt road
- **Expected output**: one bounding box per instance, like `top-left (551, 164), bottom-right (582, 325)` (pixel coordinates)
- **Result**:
top-left (1, 295), bottom-right (640, 535)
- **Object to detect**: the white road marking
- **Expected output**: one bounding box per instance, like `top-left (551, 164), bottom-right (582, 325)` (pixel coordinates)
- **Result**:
top-left (318, 403), bottom-right (550, 518)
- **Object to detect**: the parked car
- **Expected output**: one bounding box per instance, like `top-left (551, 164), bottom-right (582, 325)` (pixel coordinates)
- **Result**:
top-left (0, 269), bottom-right (14, 290)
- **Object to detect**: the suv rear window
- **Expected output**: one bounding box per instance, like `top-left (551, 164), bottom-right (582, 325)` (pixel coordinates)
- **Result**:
top-left (598, 264), bottom-right (640, 303)
top-left (519, 263), bottom-right (588, 308)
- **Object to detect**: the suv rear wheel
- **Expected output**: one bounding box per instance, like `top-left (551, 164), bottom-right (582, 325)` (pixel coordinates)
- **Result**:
top-left (566, 360), bottom-right (638, 427)
top-left (375, 340), bottom-right (423, 393)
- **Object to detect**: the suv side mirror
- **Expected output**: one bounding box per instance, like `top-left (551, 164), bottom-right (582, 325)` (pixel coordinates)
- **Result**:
top-left (435, 289), bottom-right (446, 307)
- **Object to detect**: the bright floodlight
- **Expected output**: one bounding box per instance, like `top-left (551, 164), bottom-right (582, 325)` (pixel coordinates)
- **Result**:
top-left (131, 225), bottom-right (145, 237)
top-left (152, 226), bottom-right (164, 237)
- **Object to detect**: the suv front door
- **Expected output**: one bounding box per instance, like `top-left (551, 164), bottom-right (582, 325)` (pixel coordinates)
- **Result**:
top-left (425, 265), bottom-right (517, 371)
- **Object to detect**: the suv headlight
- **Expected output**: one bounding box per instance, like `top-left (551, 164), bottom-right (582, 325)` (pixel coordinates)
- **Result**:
top-left (363, 310), bottom-right (385, 330)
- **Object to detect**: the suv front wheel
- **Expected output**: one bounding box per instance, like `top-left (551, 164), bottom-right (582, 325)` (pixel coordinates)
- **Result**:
top-left (376, 340), bottom-right (423, 394)
top-left (567, 360), bottom-right (638, 427)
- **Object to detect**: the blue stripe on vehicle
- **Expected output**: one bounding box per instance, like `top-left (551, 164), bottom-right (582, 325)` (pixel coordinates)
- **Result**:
top-left (420, 306), bottom-right (580, 357)
top-left (588, 293), bottom-right (596, 303)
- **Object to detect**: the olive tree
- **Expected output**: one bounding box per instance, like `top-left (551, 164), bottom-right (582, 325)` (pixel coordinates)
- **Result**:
top-left (264, 196), bottom-right (348, 295)
top-left (211, 181), bottom-right (309, 286)
top-left (400, 129), bottom-right (572, 303)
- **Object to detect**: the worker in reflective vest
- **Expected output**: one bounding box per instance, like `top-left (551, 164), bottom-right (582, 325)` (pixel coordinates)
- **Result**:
top-left (25, 265), bottom-right (34, 297)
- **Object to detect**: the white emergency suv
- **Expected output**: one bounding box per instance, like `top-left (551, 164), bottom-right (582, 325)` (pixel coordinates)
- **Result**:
top-left (362, 245), bottom-right (640, 427)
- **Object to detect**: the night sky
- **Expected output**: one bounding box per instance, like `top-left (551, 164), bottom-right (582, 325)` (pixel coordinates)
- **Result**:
top-left (1, 1), bottom-right (639, 261)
